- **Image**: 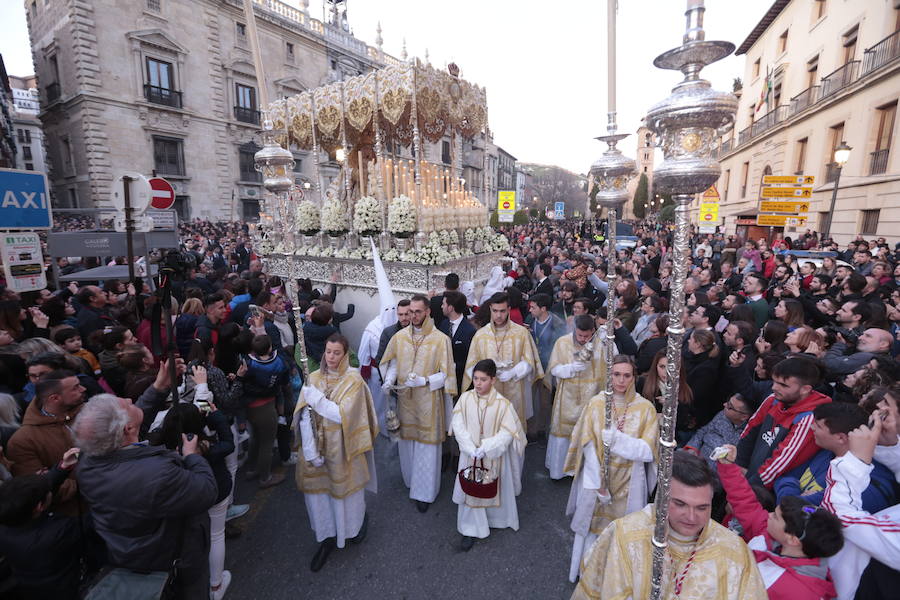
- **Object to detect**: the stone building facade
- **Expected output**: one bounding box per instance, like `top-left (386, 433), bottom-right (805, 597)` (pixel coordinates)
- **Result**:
top-left (712, 0), bottom-right (900, 245)
top-left (0, 56), bottom-right (15, 168)
top-left (23, 0), bottom-right (403, 221)
top-left (8, 74), bottom-right (47, 174)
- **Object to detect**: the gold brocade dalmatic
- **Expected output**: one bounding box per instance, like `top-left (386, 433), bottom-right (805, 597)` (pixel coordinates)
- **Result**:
top-left (564, 387), bottom-right (658, 533)
top-left (379, 317), bottom-right (456, 445)
top-left (571, 505), bottom-right (767, 600)
top-left (295, 356), bottom-right (379, 500)
top-left (450, 388), bottom-right (525, 509)
top-left (462, 321), bottom-right (545, 424)
top-left (547, 335), bottom-right (606, 439)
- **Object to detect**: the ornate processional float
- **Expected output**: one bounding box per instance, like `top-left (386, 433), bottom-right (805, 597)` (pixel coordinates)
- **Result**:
top-left (251, 56), bottom-right (509, 345)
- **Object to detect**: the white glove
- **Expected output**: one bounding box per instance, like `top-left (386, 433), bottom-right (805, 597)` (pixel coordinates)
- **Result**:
top-left (405, 374), bottom-right (427, 388)
top-left (601, 428), bottom-right (618, 447)
top-left (427, 372), bottom-right (446, 392)
top-left (303, 386), bottom-right (327, 411)
top-left (551, 363), bottom-right (580, 379)
top-left (480, 430), bottom-right (513, 459)
top-left (497, 368), bottom-right (515, 382)
top-left (571, 362), bottom-right (587, 374)
top-left (472, 446), bottom-right (486, 459)
top-left (381, 362), bottom-right (397, 394)
top-left (311, 456), bottom-right (325, 467)
top-left (300, 408), bottom-right (318, 462)
top-left (511, 360), bottom-right (532, 382)
top-left (608, 430), bottom-right (653, 462)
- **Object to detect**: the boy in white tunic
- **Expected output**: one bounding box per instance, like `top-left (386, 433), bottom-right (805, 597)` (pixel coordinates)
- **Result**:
top-left (451, 358), bottom-right (526, 551)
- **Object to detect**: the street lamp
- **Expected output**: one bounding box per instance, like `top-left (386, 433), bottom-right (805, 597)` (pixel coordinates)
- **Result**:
top-left (822, 141), bottom-right (851, 240)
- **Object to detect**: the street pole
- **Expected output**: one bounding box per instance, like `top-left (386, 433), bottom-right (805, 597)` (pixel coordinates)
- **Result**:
top-left (823, 163), bottom-right (841, 240)
top-left (123, 175), bottom-right (135, 284)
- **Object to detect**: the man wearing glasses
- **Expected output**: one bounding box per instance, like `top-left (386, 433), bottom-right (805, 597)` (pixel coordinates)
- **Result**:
top-left (686, 393), bottom-right (755, 465)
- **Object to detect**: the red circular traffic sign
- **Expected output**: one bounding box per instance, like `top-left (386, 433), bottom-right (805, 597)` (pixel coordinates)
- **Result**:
top-left (703, 214), bottom-right (713, 221)
top-left (502, 201), bottom-right (511, 209)
top-left (148, 177), bottom-right (175, 210)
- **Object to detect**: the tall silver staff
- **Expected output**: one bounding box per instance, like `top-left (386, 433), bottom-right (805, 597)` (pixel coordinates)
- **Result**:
top-left (588, 0), bottom-right (635, 502)
top-left (644, 2), bottom-right (737, 598)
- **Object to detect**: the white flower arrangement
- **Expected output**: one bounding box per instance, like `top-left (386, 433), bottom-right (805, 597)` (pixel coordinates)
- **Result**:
top-left (353, 196), bottom-right (382, 236)
top-left (296, 201), bottom-right (320, 235)
top-left (487, 232), bottom-right (511, 252)
top-left (464, 228), bottom-right (476, 242)
top-left (382, 248), bottom-right (401, 262)
top-left (438, 229), bottom-right (452, 246)
top-left (388, 195), bottom-right (417, 237)
top-left (321, 199), bottom-right (349, 236)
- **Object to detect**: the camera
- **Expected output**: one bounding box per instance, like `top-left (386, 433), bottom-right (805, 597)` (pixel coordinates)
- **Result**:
top-left (823, 325), bottom-right (860, 347)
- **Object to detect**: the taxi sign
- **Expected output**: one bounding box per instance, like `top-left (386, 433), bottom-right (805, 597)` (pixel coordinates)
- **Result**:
top-left (758, 201), bottom-right (811, 214)
top-left (761, 187), bottom-right (813, 199)
top-left (763, 175), bottom-right (815, 185)
top-left (756, 214), bottom-right (809, 227)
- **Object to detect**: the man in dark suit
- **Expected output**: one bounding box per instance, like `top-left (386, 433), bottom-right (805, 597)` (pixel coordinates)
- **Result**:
top-left (532, 264), bottom-right (554, 298)
top-left (375, 299), bottom-right (412, 365)
top-left (437, 291), bottom-right (475, 394)
top-left (429, 273), bottom-right (460, 329)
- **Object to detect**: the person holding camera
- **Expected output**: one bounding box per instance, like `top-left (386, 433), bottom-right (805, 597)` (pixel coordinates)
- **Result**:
top-left (817, 327), bottom-right (894, 381)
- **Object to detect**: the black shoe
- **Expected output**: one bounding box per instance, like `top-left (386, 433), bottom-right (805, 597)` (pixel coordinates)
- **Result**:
top-left (460, 536), bottom-right (475, 552)
top-left (349, 513), bottom-right (368, 545)
top-left (310, 538), bottom-right (336, 572)
top-left (415, 500), bottom-right (430, 513)
top-left (224, 523), bottom-right (242, 540)
top-left (441, 452), bottom-right (451, 473)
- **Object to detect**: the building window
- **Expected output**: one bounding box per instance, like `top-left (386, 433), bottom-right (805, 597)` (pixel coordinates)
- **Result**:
top-left (22, 147), bottom-right (32, 161)
top-left (67, 188), bottom-right (78, 208)
top-left (234, 84), bottom-right (259, 124)
top-left (806, 56), bottom-right (819, 88)
top-left (146, 0), bottom-right (161, 11)
top-left (292, 157), bottom-right (303, 173)
top-left (62, 137), bottom-right (73, 173)
top-left (871, 102), bottom-right (896, 175)
top-left (25, 163), bottom-right (34, 171)
top-left (441, 141), bottom-right (451, 164)
top-left (778, 30), bottom-right (789, 55)
top-left (740, 161), bottom-right (749, 198)
top-left (752, 59), bottom-right (760, 78)
top-left (795, 138), bottom-right (808, 174)
top-left (238, 143), bottom-right (261, 182)
top-left (825, 122), bottom-right (845, 183)
top-left (842, 26), bottom-right (858, 65)
top-left (819, 211), bottom-right (831, 234)
top-left (236, 22), bottom-right (246, 37)
top-left (286, 42), bottom-right (294, 60)
top-left (144, 58), bottom-right (181, 108)
top-left (860, 209), bottom-right (880, 235)
top-left (153, 136), bottom-right (185, 176)
top-left (30, 1), bottom-right (36, 18)
top-left (173, 196), bottom-right (190, 222)
top-left (813, 0), bottom-right (826, 21)
top-left (242, 199), bottom-right (260, 222)
top-left (723, 169), bottom-right (730, 200)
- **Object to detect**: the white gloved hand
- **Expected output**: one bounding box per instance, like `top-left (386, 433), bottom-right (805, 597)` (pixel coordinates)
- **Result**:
top-left (511, 360), bottom-right (532, 382)
top-left (601, 428), bottom-right (618, 447)
top-left (497, 369), bottom-right (515, 382)
top-left (303, 386), bottom-right (327, 412)
top-left (405, 374), bottom-right (427, 388)
top-left (472, 446), bottom-right (486, 459)
top-left (571, 362), bottom-right (587, 374)
top-left (311, 456), bottom-right (325, 467)
top-left (381, 381), bottom-right (393, 395)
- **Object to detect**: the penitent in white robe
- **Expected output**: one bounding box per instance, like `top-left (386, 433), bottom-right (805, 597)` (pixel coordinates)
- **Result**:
top-left (450, 389), bottom-right (526, 539)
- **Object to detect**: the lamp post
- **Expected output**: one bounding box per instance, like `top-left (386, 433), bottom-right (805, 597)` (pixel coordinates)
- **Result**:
top-left (822, 141), bottom-right (851, 241)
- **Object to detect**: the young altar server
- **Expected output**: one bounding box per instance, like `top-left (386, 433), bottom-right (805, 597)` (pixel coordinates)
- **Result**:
top-left (450, 358), bottom-right (526, 552)
top-left (296, 333), bottom-right (379, 572)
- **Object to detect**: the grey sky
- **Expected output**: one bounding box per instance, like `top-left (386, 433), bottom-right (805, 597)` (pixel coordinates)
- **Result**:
top-left (1, 0), bottom-right (772, 173)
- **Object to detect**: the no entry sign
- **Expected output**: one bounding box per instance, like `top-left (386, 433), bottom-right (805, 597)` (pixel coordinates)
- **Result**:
top-left (148, 177), bottom-right (175, 210)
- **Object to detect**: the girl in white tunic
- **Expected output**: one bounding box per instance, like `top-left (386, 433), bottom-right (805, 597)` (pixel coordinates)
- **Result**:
top-left (295, 334), bottom-right (379, 572)
top-left (450, 358), bottom-right (526, 551)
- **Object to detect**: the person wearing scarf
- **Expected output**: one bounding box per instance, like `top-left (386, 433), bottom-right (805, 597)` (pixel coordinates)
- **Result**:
top-left (450, 359), bottom-right (525, 551)
top-left (295, 333), bottom-right (378, 572)
top-left (563, 355), bottom-right (658, 583)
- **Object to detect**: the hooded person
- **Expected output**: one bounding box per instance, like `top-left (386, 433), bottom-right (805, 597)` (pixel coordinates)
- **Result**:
top-left (460, 281), bottom-right (478, 309)
top-left (480, 266), bottom-right (507, 306)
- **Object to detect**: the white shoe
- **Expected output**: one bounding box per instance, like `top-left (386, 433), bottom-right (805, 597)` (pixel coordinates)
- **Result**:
top-left (211, 570), bottom-right (231, 600)
top-left (284, 452), bottom-right (299, 465)
top-left (237, 430), bottom-right (251, 444)
top-left (277, 416), bottom-right (287, 426)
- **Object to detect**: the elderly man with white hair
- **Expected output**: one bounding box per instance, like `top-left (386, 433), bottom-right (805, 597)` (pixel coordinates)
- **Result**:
top-left (74, 394), bottom-right (217, 599)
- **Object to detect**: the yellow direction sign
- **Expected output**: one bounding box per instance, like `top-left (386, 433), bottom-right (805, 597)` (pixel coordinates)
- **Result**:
top-left (757, 214), bottom-right (809, 227)
top-left (761, 187), bottom-right (813, 199)
top-left (763, 175), bottom-right (815, 185)
top-left (759, 201), bottom-right (811, 213)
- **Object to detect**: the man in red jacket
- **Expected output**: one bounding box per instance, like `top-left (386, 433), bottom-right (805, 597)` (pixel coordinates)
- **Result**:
top-left (737, 356), bottom-right (832, 488)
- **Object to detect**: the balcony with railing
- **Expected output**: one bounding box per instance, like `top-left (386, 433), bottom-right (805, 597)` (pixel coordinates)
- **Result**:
top-left (820, 61), bottom-right (860, 99)
top-left (870, 149), bottom-right (890, 175)
top-left (234, 106), bottom-right (261, 125)
top-left (750, 105), bottom-right (790, 138)
top-left (144, 85), bottom-right (182, 108)
top-left (45, 82), bottom-right (60, 103)
top-left (789, 85), bottom-right (819, 116)
top-left (863, 29), bottom-right (900, 75)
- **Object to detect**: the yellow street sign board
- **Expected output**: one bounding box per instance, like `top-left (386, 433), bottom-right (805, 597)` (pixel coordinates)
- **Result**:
top-left (497, 190), bottom-right (516, 211)
top-left (759, 201), bottom-right (811, 213)
top-left (763, 175), bottom-right (815, 185)
top-left (756, 214), bottom-right (809, 227)
top-left (702, 186), bottom-right (720, 201)
top-left (761, 187), bottom-right (813, 199)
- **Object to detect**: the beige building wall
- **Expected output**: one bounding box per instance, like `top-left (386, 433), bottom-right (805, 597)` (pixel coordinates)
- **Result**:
top-left (25, 0), bottom-right (398, 220)
top-left (713, 0), bottom-right (900, 246)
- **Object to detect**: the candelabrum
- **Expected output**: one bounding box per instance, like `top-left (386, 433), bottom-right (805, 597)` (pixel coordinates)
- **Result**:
top-left (254, 115), bottom-right (296, 254)
top-left (644, 2), bottom-right (737, 598)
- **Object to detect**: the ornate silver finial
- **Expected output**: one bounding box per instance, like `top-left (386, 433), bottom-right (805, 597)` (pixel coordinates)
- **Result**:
top-left (375, 21), bottom-right (383, 49)
top-left (401, 38), bottom-right (408, 61)
top-left (425, 48), bottom-right (430, 65)
top-left (299, 0), bottom-right (309, 13)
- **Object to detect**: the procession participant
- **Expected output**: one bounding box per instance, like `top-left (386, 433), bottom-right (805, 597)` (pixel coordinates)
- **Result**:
top-left (463, 292), bottom-right (545, 426)
top-left (527, 293), bottom-right (567, 442)
top-left (450, 359), bottom-right (525, 551)
top-left (296, 334), bottom-right (379, 572)
top-left (563, 355), bottom-right (658, 582)
top-left (379, 294), bottom-right (456, 513)
top-left (571, 451), bottom-right (767, 600)
top-left (545, 315), bottom-right (605, 480)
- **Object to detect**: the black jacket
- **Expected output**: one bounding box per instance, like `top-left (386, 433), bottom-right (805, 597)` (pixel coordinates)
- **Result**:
top-left (76, 305), bottom-right (118, 349)
top-left (438, 317), bottom-right (476, 393)
top-left (194, 315), bottom-right (221, 346)
top-left (683, 350), bottom-right (721, 426)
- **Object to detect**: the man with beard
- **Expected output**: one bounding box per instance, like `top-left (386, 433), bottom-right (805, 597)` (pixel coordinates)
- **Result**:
top-left (375, 299), bottom-right (411, 365)
top-left (380, 295), bottom-right (455, 513)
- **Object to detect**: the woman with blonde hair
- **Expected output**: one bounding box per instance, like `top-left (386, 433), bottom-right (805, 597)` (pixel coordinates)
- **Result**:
top-left (785, 325), bottom-right (824, 354)
top-left (176, 297), bottom-right (206, 358)
top-left (684, 329), bottom-right (721, 424)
